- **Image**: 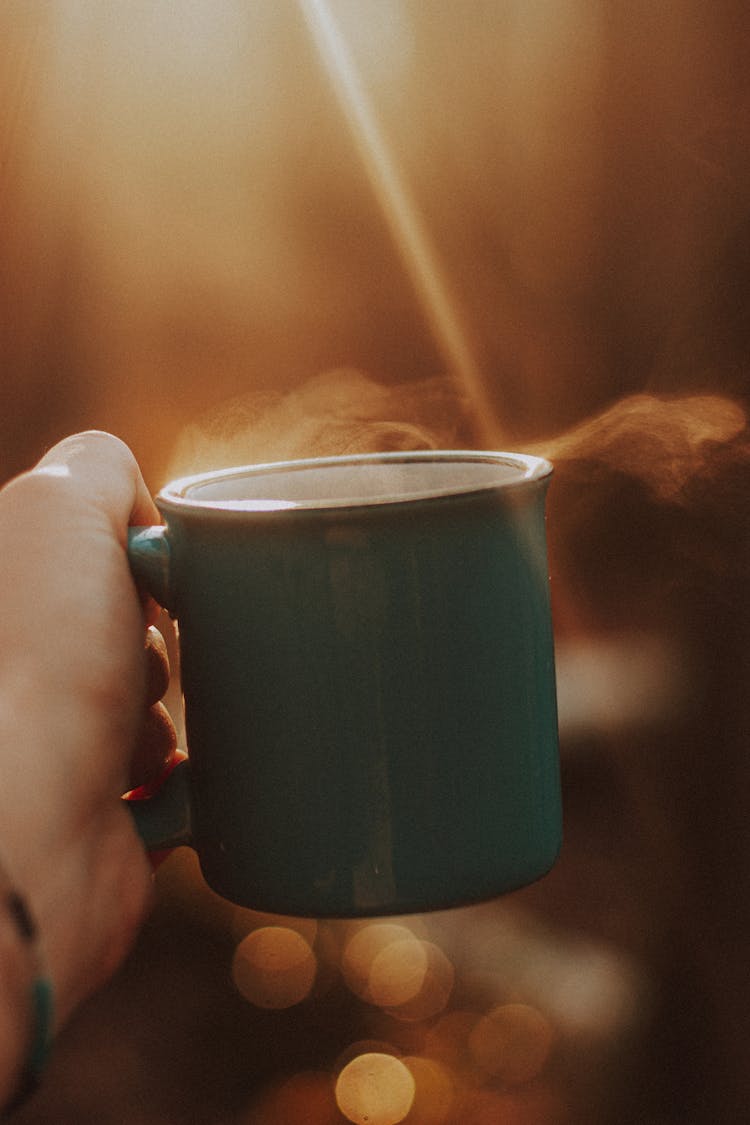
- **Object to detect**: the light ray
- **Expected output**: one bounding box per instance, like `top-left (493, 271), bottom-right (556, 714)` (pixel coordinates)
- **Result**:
top-left (298, 0), bottom-right (499, 444)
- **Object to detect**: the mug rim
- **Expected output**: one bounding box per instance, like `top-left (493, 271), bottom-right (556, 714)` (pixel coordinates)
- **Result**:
top-left (157, 449), bottom-right (553, 515)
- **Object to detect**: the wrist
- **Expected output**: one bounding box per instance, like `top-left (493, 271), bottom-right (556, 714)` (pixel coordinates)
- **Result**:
top-left (0, 857), bottom-right (53, 1113)
top-left (0, 682), bottom-right (152, 1033)
top-left (0, 901), bottom-right (33, 1108)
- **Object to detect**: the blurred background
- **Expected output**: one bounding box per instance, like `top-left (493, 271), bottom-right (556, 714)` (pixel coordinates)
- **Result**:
top-left (2, 1), bottom-right (749, 1122)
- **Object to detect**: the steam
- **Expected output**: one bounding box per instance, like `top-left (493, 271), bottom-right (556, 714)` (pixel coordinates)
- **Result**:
top-left (534, 391), bottom-right (748, 633)
top-left (167, 372), bottom-right (747, 523)
top-left (532, 392), bottom-right (747, 502)
top-left (166, 369), bottom-right (474, 478)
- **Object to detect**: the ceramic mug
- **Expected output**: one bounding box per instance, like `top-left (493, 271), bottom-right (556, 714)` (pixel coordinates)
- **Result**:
top-left (126, 450), bottom-right (561, 917)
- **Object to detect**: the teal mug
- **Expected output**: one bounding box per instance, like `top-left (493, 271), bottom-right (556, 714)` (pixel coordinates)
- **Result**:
top-left (127, 450), bottom-right (561, 917)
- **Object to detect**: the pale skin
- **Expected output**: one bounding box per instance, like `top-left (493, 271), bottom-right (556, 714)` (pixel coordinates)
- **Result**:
top-left (0, 432), bottom-right (178, 1106)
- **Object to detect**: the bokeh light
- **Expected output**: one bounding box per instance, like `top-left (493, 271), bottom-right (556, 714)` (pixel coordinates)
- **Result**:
top-left (468, 1002), bottom-right (555, 1085)
top-left (544, 943), bottom-right (642, 1038)
top-left (400, 1056), bottom-right (456, 1125)
top-left (385, 941), bottom-right (455, 1022)
top-left (334, 1039), bottom-right (404, 1074)
top-left (335, 1052), bottom-right (416, 1125)
top-left (337, 919), bottom-right (457, 1023)
top-left (231, 925), bottom-right (317, 1009)
top-left (368, 937), bottom-right (429, 1007)
top-left (341, 922), bottom-right (420, 1002)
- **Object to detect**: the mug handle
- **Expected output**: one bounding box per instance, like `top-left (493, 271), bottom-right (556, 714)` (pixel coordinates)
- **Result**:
top-left (127, 525), bottom-right (173, 612)
top-left (125, 526), bottom-right (192, 850)
top-left (127, 758), bottom-right (192, 850)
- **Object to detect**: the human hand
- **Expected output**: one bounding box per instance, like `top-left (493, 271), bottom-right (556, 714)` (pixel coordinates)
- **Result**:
top-left (0, 432), bottom-right (177, 1045)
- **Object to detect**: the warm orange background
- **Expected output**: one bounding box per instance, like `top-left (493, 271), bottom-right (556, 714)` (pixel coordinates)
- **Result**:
top-left (2, 4), bottom-right (749, 1123)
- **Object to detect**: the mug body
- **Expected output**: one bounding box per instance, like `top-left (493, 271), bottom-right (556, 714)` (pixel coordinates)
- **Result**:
top-left (156, 451), bottom-right (561, 916)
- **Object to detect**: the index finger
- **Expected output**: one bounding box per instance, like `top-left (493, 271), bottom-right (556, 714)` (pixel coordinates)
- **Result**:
top-left (32, 430), bottom-right (160, 537)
